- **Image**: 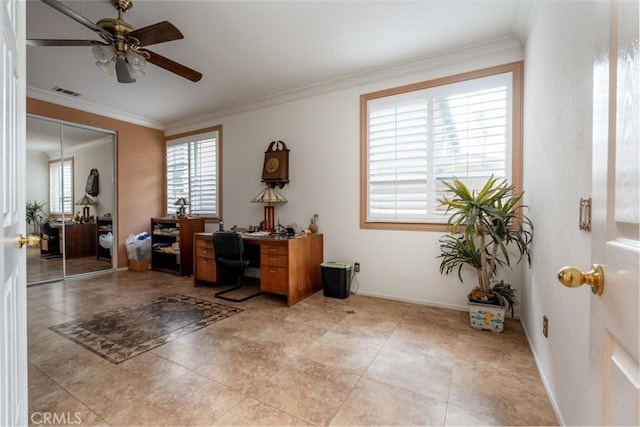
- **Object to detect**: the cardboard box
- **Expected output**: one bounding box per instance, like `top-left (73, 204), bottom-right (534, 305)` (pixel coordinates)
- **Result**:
top-left (128, 259), bottom-right (150, 272)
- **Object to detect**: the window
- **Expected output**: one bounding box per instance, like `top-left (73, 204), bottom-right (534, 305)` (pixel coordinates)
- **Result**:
top-left (360, 62), bottom-right (523, 231)
top-left (49, 157), bottom-right (74, 215)
top-left (165, 126), bottom-right (221, 218)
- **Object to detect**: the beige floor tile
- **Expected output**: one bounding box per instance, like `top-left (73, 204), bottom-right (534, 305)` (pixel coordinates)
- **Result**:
top-left (449, 362), bottom-right (557, 426)
top-left (330, 378), bottom-right (447, 426)
top-left (329, 310), bottom-right (401, 339)
top-left (403, 303), bottom-right (465, 330)
top-left (195, 338), bottom-right (297, 393)
top-left (29, 387), bottom-right (108, 426)
top-left (365, 347), bottom-right (452, 402)
top-left (453, 331), bottom-right (538, 374)
top-left (214, 397), bottom-right (310, 426)
top-left (383, 320), bottom-right (460, 366)
top-left (28, 364), bottom-right (66, 404)
top-left (284, 299), bottom-right (350, 330)
top-left (151, 328), bottom-right (242, 369)
top-left (251, 357), bottom-right (361, 425)
top-left (246, 318), bottom-right (327, 355)
top-left (444, 403), bottom-right (507, 426)
top-left (26, 271), bottom-right (558, 426)
top-left (103, 400), bottom-right (178, 426)
top-left (300, 329), bottom-right (386, 375)
top-left (31, 349), bottom-right (113, 388)
top-left (28, 331), bottom-right (88, 365)
top-left (143, 371), bottom-right (245, 425)
top-left (209, 308), bottom-right (289, 337)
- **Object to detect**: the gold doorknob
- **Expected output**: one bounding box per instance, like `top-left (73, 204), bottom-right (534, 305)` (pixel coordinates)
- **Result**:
top-left (557, 264), bottom-right (604, 295)
top-left (18, 234), bottom-right (41, 249)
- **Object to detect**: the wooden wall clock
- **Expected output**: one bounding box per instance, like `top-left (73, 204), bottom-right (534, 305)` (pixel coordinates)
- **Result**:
top-left (262, 140), bottom-right (290, 188)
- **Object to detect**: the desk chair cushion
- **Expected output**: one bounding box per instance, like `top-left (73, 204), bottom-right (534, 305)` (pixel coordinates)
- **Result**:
top-left (212, 232), bottom-right (260, 302)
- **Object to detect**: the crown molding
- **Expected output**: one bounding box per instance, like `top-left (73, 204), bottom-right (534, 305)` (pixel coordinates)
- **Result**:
top-left (165, 36), bottom-right (523, 135)
top-left (26, 86), bottom-right (164, 130)
top-left (512, 0), bottom-right (534, 46)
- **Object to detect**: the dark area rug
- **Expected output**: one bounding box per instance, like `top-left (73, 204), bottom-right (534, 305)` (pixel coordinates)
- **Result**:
top-left (50, 293), bottom-right (242, 364)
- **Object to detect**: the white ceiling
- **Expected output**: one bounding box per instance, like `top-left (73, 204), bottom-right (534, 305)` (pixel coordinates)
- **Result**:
top-left (26, 0), bottom-right (529, 129)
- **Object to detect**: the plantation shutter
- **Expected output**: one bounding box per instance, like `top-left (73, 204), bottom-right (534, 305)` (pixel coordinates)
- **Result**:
top-left (366, 72), bottom-right (512, 223)
top-left (368, 93), bottom-right (429, 221)
top-left (49, 159), bottom-right (73, 215)
top-left (166, 130), bottom-right (218, 217)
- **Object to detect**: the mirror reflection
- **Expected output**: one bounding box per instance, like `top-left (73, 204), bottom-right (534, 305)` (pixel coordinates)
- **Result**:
top-left (26, 115), bottom-right (116, 284)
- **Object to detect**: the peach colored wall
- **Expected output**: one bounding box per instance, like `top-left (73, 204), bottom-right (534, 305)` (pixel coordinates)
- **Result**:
top-left (27, 98), bottom-right (165, 268)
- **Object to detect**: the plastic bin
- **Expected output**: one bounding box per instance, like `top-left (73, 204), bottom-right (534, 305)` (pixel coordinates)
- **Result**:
top-left (321, 262), bottom-right (352, 299)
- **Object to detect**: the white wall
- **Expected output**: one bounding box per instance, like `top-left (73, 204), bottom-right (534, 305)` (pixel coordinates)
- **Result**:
top-left (25, 151), bottom-right (49, 214)
top-left (67, 137), bottom-right (115, 219)
top-left (168, 39), bottom-right (524, 311)
top-left (521, 1), bottom-right (595, 425)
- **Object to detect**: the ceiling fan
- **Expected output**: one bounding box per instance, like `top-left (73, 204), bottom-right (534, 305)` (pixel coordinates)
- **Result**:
top-left (27, 0), bottom-right (202, 84)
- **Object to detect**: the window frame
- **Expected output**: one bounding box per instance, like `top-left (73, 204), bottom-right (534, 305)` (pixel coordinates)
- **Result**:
top-left (164, 125), bottom-right (223, 220)
top-left (48, 157), bottom-right (74, 217)
top-left (360, 62), bottom-right (523, 231)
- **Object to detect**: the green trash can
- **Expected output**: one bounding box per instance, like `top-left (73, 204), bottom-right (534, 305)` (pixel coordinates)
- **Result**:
top-left (321, 262), bottom-right (352, 299)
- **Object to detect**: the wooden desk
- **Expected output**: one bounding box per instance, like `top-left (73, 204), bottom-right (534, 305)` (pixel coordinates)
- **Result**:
top-left (48, 222), bottom-right (97, 258)
top-left (194, 233), bottom-right (323, 306)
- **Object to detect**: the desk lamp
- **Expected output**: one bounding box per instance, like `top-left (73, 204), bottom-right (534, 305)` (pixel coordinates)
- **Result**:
top-left (174, 197), bottom-right (189, 218)
top-left (75, 195), bottom-right (97, 222)
top-left (251, 186), bottom-right (287, 232)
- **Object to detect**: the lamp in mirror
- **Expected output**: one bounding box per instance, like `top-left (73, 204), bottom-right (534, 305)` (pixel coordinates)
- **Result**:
top-left (75, 194), bottom-right (97, 222)
top-left (174, 197), bottom-right (189, 218)
top-left (250, 186), bottom-right (287, 232)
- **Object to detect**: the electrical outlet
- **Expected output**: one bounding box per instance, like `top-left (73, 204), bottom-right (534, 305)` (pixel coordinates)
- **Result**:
top-left (543, 315), bottom-right (548, 338)
top-left (354, 262), bottom-right (360, 273)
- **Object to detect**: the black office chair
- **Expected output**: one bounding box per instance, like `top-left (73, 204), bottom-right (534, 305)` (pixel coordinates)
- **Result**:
top-left (212, 231), bottom-right (262, 302)
top-left (40, 222), bottom-right (61, 258)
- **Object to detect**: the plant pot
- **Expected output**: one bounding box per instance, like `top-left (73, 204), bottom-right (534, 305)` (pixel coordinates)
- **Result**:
top-left (468, 300), bottom-right (506, 332)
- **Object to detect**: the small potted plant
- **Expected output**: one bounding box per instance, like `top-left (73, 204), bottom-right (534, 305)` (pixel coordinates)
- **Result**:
top-left (26, 200), bottom-right (46, 235)
top-left (438, 175), bottom-right (533, 332)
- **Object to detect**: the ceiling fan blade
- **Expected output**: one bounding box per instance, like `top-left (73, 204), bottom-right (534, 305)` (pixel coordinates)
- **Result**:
top-left (115, 58), bottom-right (135, 84)
top-left (126, 21), bottom-right (183, 47)
top-left (141, 49), bottom-right (202, 82)
top-left (27, 39), bottom-right (105, 47)
top-left (40, 0), bottom-right (112, 42)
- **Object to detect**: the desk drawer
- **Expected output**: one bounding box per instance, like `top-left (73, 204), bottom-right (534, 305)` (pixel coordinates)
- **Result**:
top-left (195, 246), bottom-right (214, 260)
top-left (196, 256), bottom-right (216, 282)
top-left (261, 245), bottom-right (288, 256)
top-left (261, 266), bottom-right (288, 295)
top-left (261, 254), bottom-right (287, 267)
top-left (196, 238), bottom-right (213, 249)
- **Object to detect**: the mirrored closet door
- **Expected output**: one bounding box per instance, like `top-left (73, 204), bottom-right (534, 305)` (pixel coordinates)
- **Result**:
top-left (26, 115), bottom-right (116, 284)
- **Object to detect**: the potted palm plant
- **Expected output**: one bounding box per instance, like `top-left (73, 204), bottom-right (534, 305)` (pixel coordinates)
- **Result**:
top-left (26, 200), bottom-right (46, 235)
top-left (438, 175), bottom-right (533, 332)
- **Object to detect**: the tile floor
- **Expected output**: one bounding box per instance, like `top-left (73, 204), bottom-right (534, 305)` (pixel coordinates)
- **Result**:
top-left (27, 270), bottom-right (558, 426)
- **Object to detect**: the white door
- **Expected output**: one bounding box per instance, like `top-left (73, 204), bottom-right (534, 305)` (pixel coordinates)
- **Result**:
top-left (590, 0), bottom-right (639, 424)
top-left (0, 0), bottom-right (28, 425)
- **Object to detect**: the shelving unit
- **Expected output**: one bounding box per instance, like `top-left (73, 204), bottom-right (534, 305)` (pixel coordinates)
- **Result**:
top-left (96, 216), bottom-right (113, 260)
top-left (151, 217), bottom-right (204, 276)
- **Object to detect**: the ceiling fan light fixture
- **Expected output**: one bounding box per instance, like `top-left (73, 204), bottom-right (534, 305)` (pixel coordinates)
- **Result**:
top-left (126, 63), bottom-right (145, 79)
top-left (33, 0), bottom-right (202, 83)
top-left (91, 44), bottom-right (115, 64)
top-left (96, 59), bottom-right (116, 75)
top-left (125, 50), bottom-right (146, 71)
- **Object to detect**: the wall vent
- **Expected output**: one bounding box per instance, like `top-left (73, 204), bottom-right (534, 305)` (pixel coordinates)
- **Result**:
top-left (51, 86), bottom-right (81, 97)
